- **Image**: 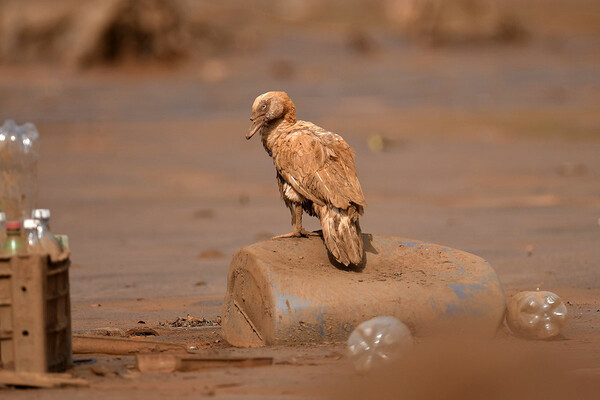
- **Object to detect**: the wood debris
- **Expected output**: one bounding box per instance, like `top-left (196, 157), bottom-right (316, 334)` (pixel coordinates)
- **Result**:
top-left (136, 353), bottom-right (273, 374)
top-left (0, 370), bottom-right (88, 388)
top-left (72, 335), bottom-right (187, 355)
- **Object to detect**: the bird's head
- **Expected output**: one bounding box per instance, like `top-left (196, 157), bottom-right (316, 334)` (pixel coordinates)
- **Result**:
top-left (246, 91), bottom-right (296, 140)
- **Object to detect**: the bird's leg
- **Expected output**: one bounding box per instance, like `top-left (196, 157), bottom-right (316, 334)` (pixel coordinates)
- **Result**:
top-left (273, 204), bottom-right (314, 238)
top-left (292, 204), bottom-right (312, 237)
top-left (290, 203), bottom-right (297, 226)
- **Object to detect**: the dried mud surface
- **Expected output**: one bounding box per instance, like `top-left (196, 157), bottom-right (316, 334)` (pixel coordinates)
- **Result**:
top-left (1, 2), bottom-right (600, 398)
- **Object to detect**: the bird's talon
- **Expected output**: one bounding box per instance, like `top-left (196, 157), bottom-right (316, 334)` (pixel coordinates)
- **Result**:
top-left (272, 232), bottom-right (300, 239)
top-left (273, 229), bottom-right (314, 239)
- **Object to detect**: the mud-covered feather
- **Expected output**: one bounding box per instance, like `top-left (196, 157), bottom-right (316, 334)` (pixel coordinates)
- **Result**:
top-left (273, 123), bottom-right (366, 211)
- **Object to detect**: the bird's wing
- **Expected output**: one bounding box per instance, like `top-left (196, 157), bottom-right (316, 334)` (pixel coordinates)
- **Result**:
top-left (274, 126), bottom-right (366, 210)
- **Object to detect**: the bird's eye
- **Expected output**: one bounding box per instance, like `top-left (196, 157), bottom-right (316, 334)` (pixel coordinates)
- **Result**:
top-left (261, 104), bottom-right (267, 110)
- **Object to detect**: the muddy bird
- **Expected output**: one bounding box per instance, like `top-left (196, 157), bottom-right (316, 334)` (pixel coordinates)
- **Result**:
top-left (246, 91), bottom-right (367, 266)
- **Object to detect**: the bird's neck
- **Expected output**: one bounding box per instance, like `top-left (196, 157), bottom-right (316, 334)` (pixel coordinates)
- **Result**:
top-left (261, 118), bottom-right (294, 156)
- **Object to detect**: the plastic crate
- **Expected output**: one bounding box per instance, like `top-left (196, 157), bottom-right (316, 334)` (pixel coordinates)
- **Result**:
top-left (0, 254), bottom-right (72, 373)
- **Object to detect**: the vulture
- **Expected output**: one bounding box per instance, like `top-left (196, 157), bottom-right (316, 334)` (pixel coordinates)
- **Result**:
top-left (246, 91), bottom-right (367, 266)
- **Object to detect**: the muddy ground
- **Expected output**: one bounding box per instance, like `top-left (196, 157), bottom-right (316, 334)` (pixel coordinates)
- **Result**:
top-left (1, 2), bottom-right (600, 398)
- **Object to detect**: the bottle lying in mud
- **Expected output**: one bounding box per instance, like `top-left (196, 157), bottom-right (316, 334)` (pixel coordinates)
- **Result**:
top-left (346, 316), bottom-right (414, 371)
top-left (2, 220), bottom-right (26, 257)
top-left (506, 290), bottom-right (567, 340)
top-left (32, 209), bottom-right (62, 261)
top-left (0, 120), bottom-right (40, 221)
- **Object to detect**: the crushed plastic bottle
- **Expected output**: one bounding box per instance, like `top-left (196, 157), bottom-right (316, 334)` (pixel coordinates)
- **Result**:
top-left (506, 290), bottom-right (567, 340)
top-left (0, 120), bottom-right (40, 220)
top-left (31, 209), bottom-right (62, 261)
top-left (2, 221), bottom-right (25, 256)
top-left (23, 218), bottom-right (44, 255)
top-left (347, 316), bottom-right (413, 371)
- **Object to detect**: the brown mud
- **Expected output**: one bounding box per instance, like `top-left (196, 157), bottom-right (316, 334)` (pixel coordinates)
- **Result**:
top-left (1, 0), bottom-right (600, 398)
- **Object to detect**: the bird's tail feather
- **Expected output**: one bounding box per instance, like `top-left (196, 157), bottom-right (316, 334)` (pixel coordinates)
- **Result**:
top-left (319, 205), bottom-right (363, 266)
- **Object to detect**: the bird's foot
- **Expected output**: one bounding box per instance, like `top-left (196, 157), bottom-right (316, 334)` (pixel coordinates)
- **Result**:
top-left (273, 229), bottom-right (317, 239)
top-left (273, 231), bottom-right (302, 239)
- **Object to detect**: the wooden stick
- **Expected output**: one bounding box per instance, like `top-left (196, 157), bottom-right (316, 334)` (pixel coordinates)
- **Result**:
top-left (0, 370), bottom-right (89, 388)
top-left (136, 353), bottom-right (273, 373)
top-left (72, 335), bottom-right (187, 355)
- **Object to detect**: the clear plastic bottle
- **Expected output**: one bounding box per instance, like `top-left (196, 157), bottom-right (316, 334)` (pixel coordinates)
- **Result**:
top-left (506, 290), bottom-right (567, 339)
top-left (0, 212), bottom-right (6, 247)
top-left (23, 218), bottom-right (45, 255)
top-left (20, 123), bottom-right (40, 217)
top-left (346, 316), bottom-right (414, 371)
top-left (32, 209), bottom-right (62, 260)
top-left (2, 220), bottom-right (26, 256)
top-left (0, 119), bottom-right (40, 220)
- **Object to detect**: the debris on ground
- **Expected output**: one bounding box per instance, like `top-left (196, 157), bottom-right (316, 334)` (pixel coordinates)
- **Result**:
top-left (74, 327), bottom-right (128, 337)
top-left (192, 209), bottom-right (215, 219)
top-left (136, 354), bottom-right (273, 374)
top-left (525, 244), bottom-right (535, 257)
top-left (72, 335), bottom-right (187, 355)
top-left (160, 314), bottom-right (222, 328)
top-left (126, 327), bottom-right (159, 337)
top-left (556, 162), bottom-right (587, 177)
top-left (197, 249), bottom-right (226, 259)
top-left (90, 365), bottom-right (119, 378)
top-left (346, 28), bottom-right (379, 56)
top-left (0, 370), bottom-right (89, 388)
top-left (367, 133), bottom-right (404, 153)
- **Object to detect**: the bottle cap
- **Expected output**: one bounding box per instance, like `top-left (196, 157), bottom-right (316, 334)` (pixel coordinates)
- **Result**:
top-left (6, 221), bottom-right (21, 230)
top-left (23, 219), bottom-right (39, 229)
top-left (32, 209), bottom-right (51, 220)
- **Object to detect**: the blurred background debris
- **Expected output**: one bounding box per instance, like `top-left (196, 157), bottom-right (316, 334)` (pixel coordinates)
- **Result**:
top-left (366, 133), bottom-right (401, 153)
top-left (0, 0), bottom-right (259, 66)
top-left (0, 0), bottom-right (187, 65)
top-left (0, 0), bottom-right (536, 67)
top-left (384, 0), bottom-right (528, 46)
top-left (556, 162), bottom-right (587, 177)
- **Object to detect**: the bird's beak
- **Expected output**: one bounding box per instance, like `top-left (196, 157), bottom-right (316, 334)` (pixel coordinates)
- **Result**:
top-left (246, 116), bottom-right (265, 140)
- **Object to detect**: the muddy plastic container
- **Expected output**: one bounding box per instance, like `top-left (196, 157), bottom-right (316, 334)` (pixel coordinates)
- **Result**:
top-left (0, 254), bottom-right (72, 373)
top-left (223, 234), bottom-right (506, 347)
